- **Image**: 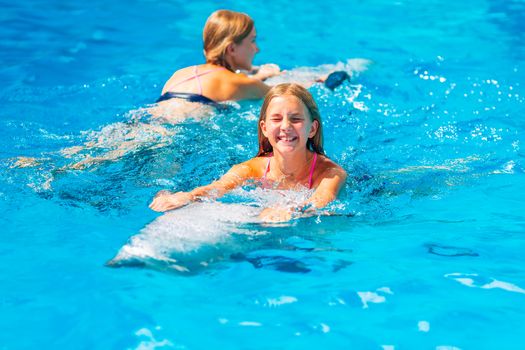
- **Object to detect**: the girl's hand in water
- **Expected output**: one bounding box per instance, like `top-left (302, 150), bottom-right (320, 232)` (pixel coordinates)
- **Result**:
top-left (315, 74), bottom-right (329, 83)
top-left (149, 191), bottom-right (194, 212)
top-left (259, 207), bottom-right (292, 223)
top-left (252, 64), bottom-right (281, 81)
top-left (259, 203), bottom-right (318, 223)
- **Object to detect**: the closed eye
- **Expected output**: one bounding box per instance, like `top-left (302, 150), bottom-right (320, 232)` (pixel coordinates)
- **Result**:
top-left (289, 114), bottom-right (305, 122)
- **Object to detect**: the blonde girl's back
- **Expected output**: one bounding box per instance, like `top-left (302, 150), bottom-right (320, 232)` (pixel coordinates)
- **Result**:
top-left (162, 64), bottom-right (269, 102)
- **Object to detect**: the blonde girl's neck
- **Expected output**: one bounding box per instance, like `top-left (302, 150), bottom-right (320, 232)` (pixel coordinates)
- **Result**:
top-left (270, 149), bottom-right (314, 181)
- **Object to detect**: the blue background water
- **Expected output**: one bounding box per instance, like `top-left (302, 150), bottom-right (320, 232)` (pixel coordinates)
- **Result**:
top-left (1, 0), bottom-right (525, 349)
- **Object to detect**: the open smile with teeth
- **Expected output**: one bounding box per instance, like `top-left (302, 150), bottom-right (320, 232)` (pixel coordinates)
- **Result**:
top-left (277, 135), bottom-right (298, 142)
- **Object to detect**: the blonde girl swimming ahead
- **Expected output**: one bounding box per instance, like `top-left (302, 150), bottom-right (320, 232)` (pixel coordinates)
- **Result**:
top-left (41, 10), bottom-right (278, 169)
top-left (157, 9), bottom-right (281, 107)
top-left (149, 83), bottom-right (347, 222)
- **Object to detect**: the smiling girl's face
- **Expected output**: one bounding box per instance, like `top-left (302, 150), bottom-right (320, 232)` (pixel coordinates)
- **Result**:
top-left (260, 95), bottom-right (319, 155)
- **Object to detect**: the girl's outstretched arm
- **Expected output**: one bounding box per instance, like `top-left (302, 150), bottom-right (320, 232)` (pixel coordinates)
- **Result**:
top-left (149, 163), bottom-right (253, 212)
top-left (249, 64), bottom-right (281, 81)
top-left (307, 166), bottom-right (347, 209)
top-left (228, 74), bottom-right (273, 101)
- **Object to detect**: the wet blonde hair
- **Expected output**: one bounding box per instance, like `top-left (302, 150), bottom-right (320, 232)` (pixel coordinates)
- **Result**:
top-left (203, 10), bottom-right (254, 71)
top-left (257, 83), bottom-right (325, 157)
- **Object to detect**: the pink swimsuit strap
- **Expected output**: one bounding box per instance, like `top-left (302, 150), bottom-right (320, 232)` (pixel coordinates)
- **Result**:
top-left (170, 66), bottom-right (226, 95)
top-left (307, 152), bottom-right (318, 189)
top-left (263, 156), bottom-right (272, 180)
top-left (262, 152), bottom-right (318, 189)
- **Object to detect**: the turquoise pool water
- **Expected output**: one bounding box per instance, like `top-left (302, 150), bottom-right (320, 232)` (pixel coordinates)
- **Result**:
top-left (1, 0), bottom-right (524, 349)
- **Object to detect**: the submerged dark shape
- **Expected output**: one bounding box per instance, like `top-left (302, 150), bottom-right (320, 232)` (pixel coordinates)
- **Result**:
top-left (106, 257), bottom-right (146, 268)
top-left (324, 71), bottom-right (350, 90)
top-left (231, 253), bottom-right (311, 273)
top-left (332, 259), bottom-right (353, 272)
top-left (425, 243), bottom-right (479, 257)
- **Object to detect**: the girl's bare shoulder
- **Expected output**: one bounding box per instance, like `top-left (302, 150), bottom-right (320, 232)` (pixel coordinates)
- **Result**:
top-left (316, 154), bottom-right (347, 178)
top-left (238, 156), bottom-right (269, 178)
top-left (162, 66), bottom-right (196, 93)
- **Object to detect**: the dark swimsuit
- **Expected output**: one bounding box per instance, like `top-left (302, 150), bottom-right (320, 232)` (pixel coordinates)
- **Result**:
top-left (156, 91), bottom-right (220, 105)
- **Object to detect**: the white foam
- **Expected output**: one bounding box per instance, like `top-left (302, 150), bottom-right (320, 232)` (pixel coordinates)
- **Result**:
top-left (357, 291), bottom-right (386, 309)
top-left (445, 273), bottom-right (525, 294)
top-left (481, 280), bottom-right (525, 294)
top-left (418, 321), bottom-right (430, 332)
top-left (492, 160), bottom-right (515, 174)
top-left (357, 286), bottom-right (393, 308)
top-left (239, 321), bottom-right (262, 327)
top-left (351, 100), bottom-right (368, 111)
top-left (336, 297), bottom-right (346, 305)
top-left (135, 328), bottom-right (152, 337)
top-left (455, 278), bottom-right (475, 287)
top-left (320, 323), bottom-right (330, 333)
top-left (266, 296), bottom-right (298, 307)
top-left (377, 287), bottom-right (394, 295)
top-left (266, 59), bottom-right (371, 86)
top-left (133, 327), bottom-right (173, 350)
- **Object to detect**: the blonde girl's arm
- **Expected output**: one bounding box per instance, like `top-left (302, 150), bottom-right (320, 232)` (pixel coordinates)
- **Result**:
top-left (306, 166), bottom-right (347, 209)
top-left (249, 64), bottom-right (281, 81)
top-left (228, 73), bottom-right (272, 100)
top-left (149, 163), bottom-right (254, 212)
